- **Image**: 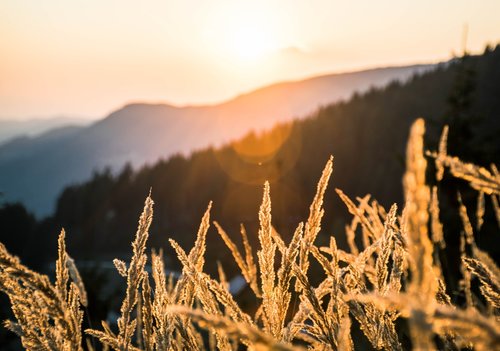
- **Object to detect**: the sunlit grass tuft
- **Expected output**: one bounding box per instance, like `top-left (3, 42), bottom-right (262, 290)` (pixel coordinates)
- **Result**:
top-left (1, 119), bottom-right (499, 350)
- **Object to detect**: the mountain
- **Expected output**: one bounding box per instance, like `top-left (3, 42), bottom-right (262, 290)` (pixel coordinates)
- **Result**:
top-left (0, 117), bottom-right (89, 145)
top-left (0, 64), bottom-right (433, 216)
top-left (1, 46), bottom-right (499, 276)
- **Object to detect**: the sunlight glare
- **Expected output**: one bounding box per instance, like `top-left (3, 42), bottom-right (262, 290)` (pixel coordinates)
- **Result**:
top-left (229, 25), bottom-right (275, 61)
top-left (203, 3), bottom-right (282, 63)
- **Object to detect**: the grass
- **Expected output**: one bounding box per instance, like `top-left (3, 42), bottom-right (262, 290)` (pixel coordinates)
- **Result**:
top-left (0, 118), bottom-right (499, 350)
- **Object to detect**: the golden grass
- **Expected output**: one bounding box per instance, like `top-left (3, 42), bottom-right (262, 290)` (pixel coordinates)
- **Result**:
top-left (1, 118), bottom-right (499, 350)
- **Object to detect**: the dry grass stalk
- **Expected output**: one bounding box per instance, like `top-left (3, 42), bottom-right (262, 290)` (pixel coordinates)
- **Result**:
top-left (67, 255), bottom-right (88, 307)
top-left (335, 190), bottom-right (377, 241)
top-left (435, 125), bottom-right (448, 182)
top-left (402, 118), bottom-right (437, 350)
top-left (214, 222), bottom-right (260, 297)
top-left (87, 194), bottom-right (154, 350)
top-left (430, 187), bottom-right (445, 249)
top-left (349, 292), bottom-right (499, 351)
top-left (297, 156), bottom-right (333, 287)
top-left (457, 192), bottom-right (475, 245)
top-left (463, 247), bottom-right (500, 311)
top-left (491, 194), bottom-right (500, 228)
top-left (256, 181), bottom-right (278, 336)
top-left (166, 305), bottom-right (301, 351)
top-left (113, 259), bottom-right (128, 278)
top-left (0, 230), bottom-right (86, 350)
top-left (428, 125), bottom-right (500, 195)
top-left (169, 239), bottom-right (233, 350)
top-left (476, 191), bottom-right (485, 231)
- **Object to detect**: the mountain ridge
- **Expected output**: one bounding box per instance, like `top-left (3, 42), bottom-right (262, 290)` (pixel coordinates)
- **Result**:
top-left (0, 63), bottom-right (435, 216)
top-left (0, 117), bottom-right (89, 146)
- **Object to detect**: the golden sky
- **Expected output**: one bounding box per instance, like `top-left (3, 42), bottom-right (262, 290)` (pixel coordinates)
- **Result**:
top-left (1, 0), bottom-right (499, 119)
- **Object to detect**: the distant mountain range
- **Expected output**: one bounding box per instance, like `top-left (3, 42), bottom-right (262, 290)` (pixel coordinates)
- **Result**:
top-left (0, 117), bottom-right (90, 145)
top-left (0, 64), bottom-right (434, 216)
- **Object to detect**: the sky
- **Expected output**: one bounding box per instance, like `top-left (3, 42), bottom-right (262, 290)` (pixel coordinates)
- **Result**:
top-left (1, 0), bottom-right (499, 120)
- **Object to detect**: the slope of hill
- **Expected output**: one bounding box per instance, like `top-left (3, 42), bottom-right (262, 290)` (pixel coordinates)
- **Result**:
top-left (0, 64), bottom-right (432, 216)
top-left (0, 117), bottom-right (89, 145)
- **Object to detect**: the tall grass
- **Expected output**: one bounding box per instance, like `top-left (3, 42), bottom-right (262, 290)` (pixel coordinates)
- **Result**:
top-left (1, 118), bottom-right (499, 350)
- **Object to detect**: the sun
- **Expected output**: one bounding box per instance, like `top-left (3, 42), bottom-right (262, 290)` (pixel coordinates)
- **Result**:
top-left (203, 3), bottom-right (281, 63)
top-left (228, 25), bottom-right (275, 61)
